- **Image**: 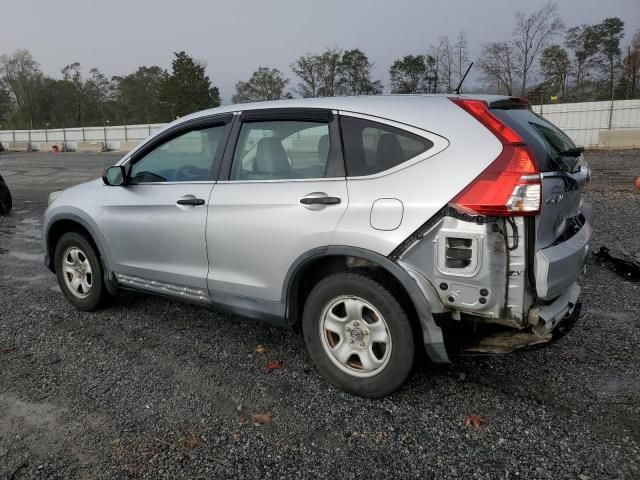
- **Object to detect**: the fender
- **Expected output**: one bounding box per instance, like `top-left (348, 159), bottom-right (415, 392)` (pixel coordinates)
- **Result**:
top-left (283, 245), bottom-right (450, 364)
top-left (43, 212), bottom-right (118, 295)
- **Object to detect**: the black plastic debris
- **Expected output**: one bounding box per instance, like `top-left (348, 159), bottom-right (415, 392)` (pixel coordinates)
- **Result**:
top-left (593, 246), bottom-right (640, 282)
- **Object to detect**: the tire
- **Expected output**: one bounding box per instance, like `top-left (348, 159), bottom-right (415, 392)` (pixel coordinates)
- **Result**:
top-left (54, 232), bottom-right (108, 311)
top-left (302, 272), bottom-right (415, 398)
top-left (0, 184), bottom-right (11, 215)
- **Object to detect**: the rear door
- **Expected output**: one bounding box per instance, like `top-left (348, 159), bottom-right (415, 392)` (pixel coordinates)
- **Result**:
top-left (206, 109), bottom-right (347, 301)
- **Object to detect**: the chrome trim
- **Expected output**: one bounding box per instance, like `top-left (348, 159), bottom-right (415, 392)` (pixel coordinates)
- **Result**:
top-left (115, 273), bottom-right (209, 303)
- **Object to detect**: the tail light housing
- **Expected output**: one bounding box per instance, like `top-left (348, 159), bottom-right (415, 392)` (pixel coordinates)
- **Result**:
top-left (448, 98), bottom-right (541, 216)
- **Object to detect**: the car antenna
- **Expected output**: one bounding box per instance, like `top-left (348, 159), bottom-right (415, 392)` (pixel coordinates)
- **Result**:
top-left (454, 62), bottom-right (473, 95)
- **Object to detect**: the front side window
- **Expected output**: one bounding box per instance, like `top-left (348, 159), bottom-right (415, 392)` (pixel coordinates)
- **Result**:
top-left (130, 125), bottom-right (225, 183)
top-left (340, 116), bottom-right (434, 176)
top-left (231, 121), bottom-right (331, 180)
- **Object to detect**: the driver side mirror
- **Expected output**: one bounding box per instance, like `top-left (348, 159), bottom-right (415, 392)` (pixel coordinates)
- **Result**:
top-left (102, 165), bottom-right (126, 186)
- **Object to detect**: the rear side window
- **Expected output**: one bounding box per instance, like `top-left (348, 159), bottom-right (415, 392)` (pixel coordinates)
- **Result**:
top-left (340, 116), bottom-right (433, 176)
top-left (491, 109), bottom-right (578, 172)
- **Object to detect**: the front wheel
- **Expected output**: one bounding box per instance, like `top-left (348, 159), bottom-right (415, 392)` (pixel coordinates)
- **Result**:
top-left (54, 232), bottom-right (109, 311)
top-left (302, 272), bottom-right (415, 398)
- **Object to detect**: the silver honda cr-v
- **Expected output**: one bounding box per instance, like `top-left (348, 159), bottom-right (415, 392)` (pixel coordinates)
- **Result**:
top-left (43, 95), bottom-right (592, 397)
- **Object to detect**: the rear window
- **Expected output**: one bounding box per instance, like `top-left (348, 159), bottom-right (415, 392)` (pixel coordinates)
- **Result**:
top-left (490, 109), bottom-right (579, 172)
top-left (340, 116), bottom-right (433, 176)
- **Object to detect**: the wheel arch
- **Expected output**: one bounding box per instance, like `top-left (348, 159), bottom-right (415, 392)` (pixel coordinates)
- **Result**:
top-left (283, 246), bottom-right (450, 363)
top-left (44, 214), bottom-right (118, 295)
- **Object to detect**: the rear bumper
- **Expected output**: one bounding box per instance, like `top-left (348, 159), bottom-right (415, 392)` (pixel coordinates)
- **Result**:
top-left (529, 282), bottom-right (581, 336)
top-left (534, 202), bottom-right (593, 300)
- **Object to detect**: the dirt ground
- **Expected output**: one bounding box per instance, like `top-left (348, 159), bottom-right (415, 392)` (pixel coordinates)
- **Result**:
top-left (0, 150), bottom-right (639, 479)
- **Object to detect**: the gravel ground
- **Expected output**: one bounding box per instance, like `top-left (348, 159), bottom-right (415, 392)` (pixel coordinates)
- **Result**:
top-left (0, 151), bottom-right (639, 479)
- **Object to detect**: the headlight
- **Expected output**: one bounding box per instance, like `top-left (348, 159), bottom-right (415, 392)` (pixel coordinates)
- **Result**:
top-left (48, 190), bottom-right (65, 206)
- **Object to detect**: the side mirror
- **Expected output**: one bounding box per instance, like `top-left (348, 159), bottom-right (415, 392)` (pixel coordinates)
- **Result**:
top-left (102, 166), bottom-right (126, 186)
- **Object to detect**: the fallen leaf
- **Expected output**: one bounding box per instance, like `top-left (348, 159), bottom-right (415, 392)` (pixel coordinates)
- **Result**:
top-left (181, 433), bottom-right (201, 450)
top-left (0, 346), bottom-right (16, 354)
top-left (464, 414), bottom-right (485, 429)
top-left (255, 345), bottom-right (267, 354)
top-left (250, 413), bottom-right (273, 425)
top-left (265, 360), bottom-right (283, 372)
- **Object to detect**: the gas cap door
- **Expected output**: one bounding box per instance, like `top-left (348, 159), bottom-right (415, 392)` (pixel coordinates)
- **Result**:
top-left (370, 198), bottom-right (404, 231)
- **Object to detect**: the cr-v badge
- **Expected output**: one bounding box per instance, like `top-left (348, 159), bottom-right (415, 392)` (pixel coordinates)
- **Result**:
top-left (546, 193), bottom-right (564, 205)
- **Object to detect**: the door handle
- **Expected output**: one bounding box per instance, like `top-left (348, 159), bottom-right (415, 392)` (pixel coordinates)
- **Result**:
top-left (300, 196), bottom-right (341, 206)
top-left (176, 198), bottom-right (205, 206)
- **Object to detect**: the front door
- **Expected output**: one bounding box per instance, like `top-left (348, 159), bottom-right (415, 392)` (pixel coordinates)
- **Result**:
top-left (207, 110), bottom-right (347, 302)
top-left (101, 120), bottom-right (229, 291)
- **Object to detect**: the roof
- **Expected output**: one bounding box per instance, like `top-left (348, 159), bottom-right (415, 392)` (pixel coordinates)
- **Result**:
top-left (178, 94), bottom-right (514, 123)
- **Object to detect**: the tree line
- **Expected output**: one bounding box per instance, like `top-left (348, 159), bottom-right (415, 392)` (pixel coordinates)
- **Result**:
top-left (477, 2), bottom-right (638, 102)
top-left (1, 1), bottom-right (638, 130)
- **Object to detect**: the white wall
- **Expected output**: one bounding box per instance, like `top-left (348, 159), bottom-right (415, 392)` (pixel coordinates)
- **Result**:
top-left (0, 123), bottom-right (166, 151)
top-left (531, 99), bottom-right (640, 148)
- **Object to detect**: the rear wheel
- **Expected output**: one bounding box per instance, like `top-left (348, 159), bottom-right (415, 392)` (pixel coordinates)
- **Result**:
top-left (302, 272), bottom-right (415, 398)
top-left (54, 232), bottom-right (108, 311)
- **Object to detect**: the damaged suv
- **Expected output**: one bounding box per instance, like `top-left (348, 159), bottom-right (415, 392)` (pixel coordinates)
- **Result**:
top-left (43, 95), bottom-right (592, 397)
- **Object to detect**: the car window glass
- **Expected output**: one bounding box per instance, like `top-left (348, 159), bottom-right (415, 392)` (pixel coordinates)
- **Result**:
top-left (130, 125), bottom-right (224, 183)
top-left (231, 121), bottom-right (331, 180)
top-left (340, 116), bottom-right (433, 176)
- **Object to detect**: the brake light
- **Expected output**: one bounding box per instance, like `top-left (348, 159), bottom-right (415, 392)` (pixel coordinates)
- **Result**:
top-left (448, 98), bottom-right (541, 216)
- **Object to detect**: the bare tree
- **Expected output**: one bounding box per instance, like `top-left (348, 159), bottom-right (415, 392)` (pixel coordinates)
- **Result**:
top-left (513, 2), bottom-right (564, 96)
top-left (291, 48), bottom-right (342, 97)
top-left (454, 30), bottom-right (470, 87)
top-left (478, 42), bottom-right (518, 95)
top-left (436, 37), bottom-right (454, 92)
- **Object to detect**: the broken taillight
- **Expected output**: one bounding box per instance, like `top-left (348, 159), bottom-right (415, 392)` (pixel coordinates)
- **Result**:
top-left (448, 98), bottom-right (541, 216)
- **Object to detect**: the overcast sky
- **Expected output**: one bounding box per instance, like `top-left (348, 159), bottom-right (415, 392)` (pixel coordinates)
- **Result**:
top-left (1, 0), bottom-right (639, 102)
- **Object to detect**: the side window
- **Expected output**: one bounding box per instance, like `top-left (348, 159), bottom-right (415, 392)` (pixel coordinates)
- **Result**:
top-left (231, 121), bottom-right (331, 180)
top-left (130, 125), bottom-right (225, 183)
top-left (340, 116), bottom-right (434, 176)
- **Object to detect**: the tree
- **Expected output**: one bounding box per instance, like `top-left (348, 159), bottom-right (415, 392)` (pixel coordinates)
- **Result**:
top-left (424, 54), bottom-right (438, 93)
top-left (61, 62), bottom-right (85, 126)
top-left (112, 66), bottom-right (167, 124)
top-left (540, 45), bottom-right (571, 98)
top-left (0, 49), bottom-right (43, 129)
top-left (389, 55), bottom-right (427, 94)
top-left (593, 18), bottom-right (625, 101)
top-left (0, 83), bottom-right (13, 127)
top-left (159, 51), bottom-right (221, 119)
top-left (338, 49), bottom-right (382, 95)
top-left (454, 30), bottom-right (470, 87)
top-left (232, 67), bottom-right (290, 103)
top-left (622, 30), bottom-right (640, 98)
top-left (291, 54), bottom-right (323, 98)
top-left (437, 37), bottom-right (454, 93)
top-left (566, 25), bottom-right (600, 100)
top-left (317, 49), bottom-right (342, 97)
top-left (478, 42), bottom-right (518, 95)
top-left (512, 2), bottom-right (564, 96)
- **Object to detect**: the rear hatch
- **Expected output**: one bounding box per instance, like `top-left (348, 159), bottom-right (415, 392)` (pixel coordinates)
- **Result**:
top-left (490, 101), bottom-right (592, 299)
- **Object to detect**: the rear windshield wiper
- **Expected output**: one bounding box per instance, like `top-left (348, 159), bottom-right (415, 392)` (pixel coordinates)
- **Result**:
top-left (557, 147), bottom-right (584, 157)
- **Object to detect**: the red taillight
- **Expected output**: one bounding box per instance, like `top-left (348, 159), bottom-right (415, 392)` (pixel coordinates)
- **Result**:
top-left (448, 98), bottom-right (541, 216)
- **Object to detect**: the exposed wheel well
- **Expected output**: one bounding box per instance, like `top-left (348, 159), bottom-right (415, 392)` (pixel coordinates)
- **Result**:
top-left (286, 255), bottom-right (419, 333)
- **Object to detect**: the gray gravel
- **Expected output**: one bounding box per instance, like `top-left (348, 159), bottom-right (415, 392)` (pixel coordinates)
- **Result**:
top-left (0, 151), bottom-right (639, 479)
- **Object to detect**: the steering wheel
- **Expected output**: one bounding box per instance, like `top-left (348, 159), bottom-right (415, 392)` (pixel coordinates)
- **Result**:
top-left (174, 165), bottom-right (205, 182)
